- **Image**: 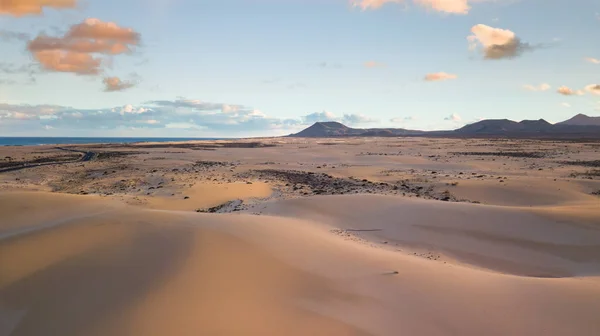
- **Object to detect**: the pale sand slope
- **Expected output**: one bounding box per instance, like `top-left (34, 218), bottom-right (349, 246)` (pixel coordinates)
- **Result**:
top-left (257, 194), bottom-right (600, 277)
top-left (2, 191), bottom-right (600, 336)
top-left (141, 182), bottom-right (272, 211)
top-left (448, 178), bottom-right (599, 207)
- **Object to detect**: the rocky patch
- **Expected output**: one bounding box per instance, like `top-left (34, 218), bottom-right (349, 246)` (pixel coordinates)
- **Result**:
top-left (196, 200), bottom-right (244, 213)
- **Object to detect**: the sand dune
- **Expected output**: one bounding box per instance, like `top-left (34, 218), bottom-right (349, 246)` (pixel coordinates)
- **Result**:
top-left (256, 194), bottom-right (600, 277)
top-left (0, 193), bottom-right (369, 336)
top-left (2, 137), bottom-right (600, 335)
top-left (2, 191), bottom-right (600, 336)
top-left (141, 182), bottom-right (272, 211)
top-left (448, 178), bottom-right (598, 207)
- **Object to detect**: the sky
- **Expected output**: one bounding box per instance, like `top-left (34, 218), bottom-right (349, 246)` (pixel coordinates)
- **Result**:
top-left (0, 0), bottom-right (599, 137)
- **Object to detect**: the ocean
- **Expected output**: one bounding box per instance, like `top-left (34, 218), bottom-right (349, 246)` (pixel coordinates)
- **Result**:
top-left (0, 137), bottom-right (227, 146)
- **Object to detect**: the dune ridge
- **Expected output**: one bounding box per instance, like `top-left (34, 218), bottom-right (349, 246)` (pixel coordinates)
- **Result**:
top-left (1, 191), bottom-right (600, 335)
top-left (2, 137), bottom-right (600, 335)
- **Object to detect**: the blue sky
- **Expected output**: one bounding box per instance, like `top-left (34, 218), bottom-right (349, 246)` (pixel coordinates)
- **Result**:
top-left (1, 0), bottom-right (599, 136)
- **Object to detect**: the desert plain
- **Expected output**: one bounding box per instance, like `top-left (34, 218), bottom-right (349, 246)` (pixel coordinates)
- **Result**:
top-left (1, 137), bottom-right (599, 335)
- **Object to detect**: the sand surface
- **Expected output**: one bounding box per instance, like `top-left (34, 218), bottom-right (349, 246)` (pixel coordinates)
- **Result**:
top-left (1, 137), bottom-right (599, 335)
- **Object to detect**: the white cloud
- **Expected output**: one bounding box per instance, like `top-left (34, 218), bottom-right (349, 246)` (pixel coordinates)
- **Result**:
top-left (585, 57), bottom-right (600, 64)
top-left (424, 72), bottom-right (458, 81)
top-left (351, 0), bottom-right (499, 14)
top-left (0, 99), bottom-right (304, 133)
top-left (413, 0), bottom-right (470, 14)
top-left (148, 99), bottom-right (225, 111)
top-left (0, 0), bottom-right (77, 16)
top-left (351, 0), bottom-right (403, 10)
top-left (1, 101), bottom-right (377, 132)
top-left (444, 113), bottom-right (462, 122)
top-left (119, 104), bottom-right (148, 115)
top-left (301, 110), bottom-right (376, 125)
top-left (561, 103), bottom-right (571, 108)
top-left (301, 111), bottom-right (337, 124)
top-left (221, 104), bottom-right (241, 113)
top-left (342, 113), bottom-right (377, 124)
top-left (165, 122), bottom-right (201, 129)
top-left (585, 84), bottom-right (600, 95)
top-left (27, 18), bottom-right (140, 79)
top-left (523, 83), bottom-right (551, 91)
top-left (103, 77), bottom-right (135, 92)
top-left (13, 112), bottom-right (35, 120)
top-left (557, 86), bottom-right (585, 96)
top-left (468, 24), bottom-right (533, 60)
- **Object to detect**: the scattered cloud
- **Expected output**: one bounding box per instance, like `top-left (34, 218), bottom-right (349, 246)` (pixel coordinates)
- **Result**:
top-left (0, 0), bottom-right (77, 16)
top-left (33, 51), bottom-right (102, 75)
top-left (557, 86), bottom-right (584, 96)
top-left (561, 103), bottom-right (571, 108)
top-left (27, 18), bottom-right (141, 75)
top-left (364, 61), bottom-right (386, 68)
top-left (0, 99), bottom-right (305, 133)
top-left (468, 24), bottom-right (534, 60)
top-left (0, 104), bottom-right (61, 121)
top-left (444, 113), bottom-right (462, 121)
top-left (301, 111), bottom-right (337, 124)
top-left (523, 83), bottom-right (551, 91)
top-left (342, 113), bottom-right (376, 124)
top-left (390, 116), bottom-right (415, 123)
top-left (424, 72), bottom-right (458, 81)
top-left (0, 30), bottom-right (30, 42)
top-left (301, 110), bottom-right (376, 125)
top-left (585, 84), bottom-right (600, 95)
top-left (413, 0), bottom-right (471, 14)
top-left (164, 122), bottom-right (203, 130)
top-left (585, 57), bottom-right (600, 64)
top-left (351, 0), bottom-right (501, 15)
top-left (0, 62), bottom-right (39, 75)
top-left (147, 99), bottom-right (232, 112)
top-left (103, 77), bottom-right (135, 92)
top-left (351, 0), bottom-right (403, 10)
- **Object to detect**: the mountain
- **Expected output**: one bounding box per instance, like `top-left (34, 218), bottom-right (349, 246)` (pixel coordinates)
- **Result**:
top-left (455, 119), bottom-right (553, 135)
top-left (289, 122), bottom-right (424, 137)
top-left (289, 114), bottom-right (600, 139)
top-left (290, 122), bottom-right (362, 137)
top-left (557, 114), bottom-right (600, 126)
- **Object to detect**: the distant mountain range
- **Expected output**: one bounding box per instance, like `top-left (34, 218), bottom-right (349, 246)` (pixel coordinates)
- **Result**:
top-left (557, 113), bottom-right (600, 127)
top-left (289, 114), bottom-right (600, 139)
